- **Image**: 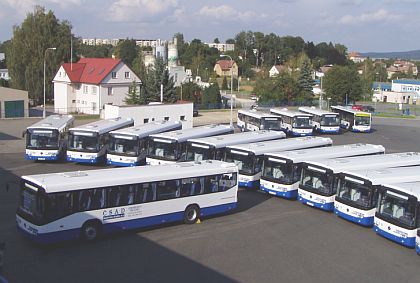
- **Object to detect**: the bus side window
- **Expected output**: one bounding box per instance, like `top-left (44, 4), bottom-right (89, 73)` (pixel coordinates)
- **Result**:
top-left (219, 173), bottom-right (237, 191)
top-left (208, 175), bottom-right (220, 193)
top-left (78, 190), bottom-right (93, 211)
top-left (157, 180), bottom-right (179, 200)
top-left (48, 192), bottom-right (73, 219)
top-left (91, 188), bottom-right (105, 209)
top-left (108, 187), bottom-right (122, 207)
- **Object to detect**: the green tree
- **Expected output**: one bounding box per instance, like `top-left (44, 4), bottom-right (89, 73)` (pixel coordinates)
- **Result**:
top-left (201, 84), bottom-right (221, 108)
top-left (298, 58), bottom-right (315, 99)
top-left (256, 72), bottom-right (300, 105)
top-left (176, 81), bottom-right (201, 102)
top-left (114, 39), bottom-right (138, 67)
top-left (213, 38), bottom-right (220, 44)
top-left (8, 6), bottom-right (74, 103)
top-left (131, 53), bottom-right (147, 81)
top-left (144, 57), bottom-right (177, 103)
top-left (78, 42), bottom-right (113, 58)
top-left (124, 80), bottom-right (140, 104)
top-left (221, 76), bottom-right (228, 90)
top-left (323, 65), bottom-right (363, 104)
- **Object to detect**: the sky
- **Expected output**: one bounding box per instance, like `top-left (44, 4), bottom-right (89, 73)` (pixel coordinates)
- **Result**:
top-left (1, 0), bottom-right (420, 52)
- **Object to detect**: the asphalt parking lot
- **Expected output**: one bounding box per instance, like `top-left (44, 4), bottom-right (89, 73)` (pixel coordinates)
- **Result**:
top-left (1, 115), bottom-right (420, 283)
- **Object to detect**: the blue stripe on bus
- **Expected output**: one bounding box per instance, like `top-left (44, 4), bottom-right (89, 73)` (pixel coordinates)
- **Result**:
top-left (239, 180), bottom-right (259, 189)
top-left (352, 128), bottom-right (371, 133)
top-left (298, 196), bottom-right (334, 211)
top-left (67, 156), bottom-right (102, 164)
top-left (373, 226), bottom-right (416, 248)
top-left (17, 202), bottom-right (237, 244)
top-left (319, 128), bottom-right (340, 134)
top-left (260, 185), bottom-right (298, 199)
top-left (291, 132), bottom-right (312, 137)
top-left (107, 160), bottom-right (142, 167)
top-left (25, 154), bottom-right (60, 161)
top-left (334, 208), bottom-right (374, 227)
top-left (416, 243), bottom-right (420, 255)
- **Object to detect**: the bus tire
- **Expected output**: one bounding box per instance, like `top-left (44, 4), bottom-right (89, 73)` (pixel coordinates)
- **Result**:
top-left (81, 220), bottom-right (102, 241)
top-left (184, 205), bottom-right (200, 224)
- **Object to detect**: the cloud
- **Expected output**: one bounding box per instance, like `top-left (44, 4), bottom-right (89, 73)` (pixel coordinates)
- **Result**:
top-left (197, 4), bottom-right (264, 22)
top-left (3, 0), bottom-right (81, 13)
top-left (339, 9), bottom-right (402, 25)
top-left (108, 0), bottom-right (178, 22)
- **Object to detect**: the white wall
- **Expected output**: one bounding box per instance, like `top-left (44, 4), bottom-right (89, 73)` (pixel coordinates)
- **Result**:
top-left (103, 103), bottom-right (193, 128)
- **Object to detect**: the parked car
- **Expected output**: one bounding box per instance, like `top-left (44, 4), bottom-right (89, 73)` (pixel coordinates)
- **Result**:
top-left (361, 105), bottom-right (375, 113)
top-left (351, 104), bottom-right (363, 111)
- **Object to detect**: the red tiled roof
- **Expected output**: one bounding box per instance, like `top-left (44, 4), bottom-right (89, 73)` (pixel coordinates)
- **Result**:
top-left (216, 59), bottom-right (235, 70)
top-left (61, 58), bottom-right (121, 84)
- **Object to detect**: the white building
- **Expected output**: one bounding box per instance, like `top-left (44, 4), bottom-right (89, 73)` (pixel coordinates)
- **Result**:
top-left (0, 53), bottom-right (4, 61)
top-left (104, 102), bottom-right (193, 129)
top-left (0, 69), bottom-right (9, 80)
top-left (53, 58), bottom-right (141, 115)
top-left (206, 43), bottom-right (235, 52)
top-left (169, 66), bottom-right (192, 87)
top-left (269, 65), bottom-right (291, 78)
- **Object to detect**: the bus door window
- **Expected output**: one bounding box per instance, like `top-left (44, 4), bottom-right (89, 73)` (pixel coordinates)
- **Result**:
top-left (48, 192), bottom-right (73, 220)
top-left (91, 188), bottom-right (105, 209)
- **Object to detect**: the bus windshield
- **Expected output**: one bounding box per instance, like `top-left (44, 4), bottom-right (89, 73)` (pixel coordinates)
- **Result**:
top-left (149, 140), bottom-right (179, 161)
top-left (18, 184), bottom-right (46, 224)
top-left (26, 129), bottom-right (59, 150)
top-left (225, 151), bottom-right (255, 175)
top-left (108, 136), bottom-right (140, 157)
top-left (321, 115), bottom-right (340, 126)
top-left (185, 144), bottom-right (215, 162)
top-left (336, 178), bottom-right (372, 209)
top-left (262, 159), bottom-right (293, 184)
top-left (261, 118), bottom-right (282, 131)
top-left (355, 116), bottom-right (370, 126)
top-left (68, 132), bottom-right (99, 152)
top-left (293, 117), bottom-right (312, 129)
top-left (377, 191), bottom-right (417, 229)
top-left (300, 167), bottom-right (334, 195)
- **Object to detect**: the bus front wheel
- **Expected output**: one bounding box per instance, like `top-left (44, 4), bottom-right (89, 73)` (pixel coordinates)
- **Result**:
top-left (81, 221), bottom-right (102, 241)
top-left (184, 205), bottom-right (200, 224)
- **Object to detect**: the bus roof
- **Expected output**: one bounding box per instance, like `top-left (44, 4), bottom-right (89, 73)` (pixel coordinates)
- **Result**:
top-left (270, 108), bottom-right (312, 118)
top-left (149, 124), bottom-right (234, 143)
top-left (109, 120), bottom-right (182, 139)
top-left (238, 109), bottom-right (282, 119)
top-left (22, 160), bottom-right (238, 193)
top-left (265, 143), bottom-right (385, 163)
top-left (226, 136), bottom-right (332, 156)
top-left (341, 166), bottom-right (420, 186)
top-left (27, 115), bottom-right (74, 131)
top-left (381, 181), bottom-right (420, 200)
top-left (70, 117), bottom-right (134, 135)
top-left (331, 105), bottom-right (370, 116)
top-left (187, 130), bottom-right (285, 148)
top-left (304, 152), bottom-right (420, 173)
top-left (298, 107), bottom-right (339, 117)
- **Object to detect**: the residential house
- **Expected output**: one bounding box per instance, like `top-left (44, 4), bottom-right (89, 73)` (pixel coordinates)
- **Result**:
top-left (214, 60), bottom-right (238, 77)
top-left (269, 65), bottom-right (291, 77)
top-left (348, 51), bottom-right (366, 63)
top-left (387, 60), bottom-right (418, 79)
top-left (53, 58), bottom-right (141, 115)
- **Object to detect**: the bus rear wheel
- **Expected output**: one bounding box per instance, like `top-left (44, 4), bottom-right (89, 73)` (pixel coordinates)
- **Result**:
top-left (81, 221), bottom-right (102, 241)
top-left (184, 205), bottom-right (200, 224)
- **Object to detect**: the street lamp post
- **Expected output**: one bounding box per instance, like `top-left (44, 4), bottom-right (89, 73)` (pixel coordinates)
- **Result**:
top-left (220, 54), bottom-right (234, 127)
top-left (43, 47), bottom-right (56, 118)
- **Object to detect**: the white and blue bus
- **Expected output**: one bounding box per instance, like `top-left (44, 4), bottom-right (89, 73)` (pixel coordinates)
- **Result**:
top-left (16, 160), bottom-right (238, 244)
top-left (270, 108), bottom-right (313, 136)
top-left (107, 121), bottom-right (182, 167)
top-left (299, 152), bottom-right (420, 212)
top-left (374, 181), bottom-right (420, 249)
top-left (185, 130), bottom-right (285, 162)
top-left (298, 107), bottom-right (340, 134)
top-left (331, 106), bottom-right (371, 133)
top-left (335, 166), bottom-right (420, 227)
top-left (224, 136), bottom-right (332, 188)
top-left (66, 117), bottom-right (134, 164)
top-left (147, 124), bottom-right (234, 165)
top-left (25, 115), bottom-right (75, 161)
top-left (237, 109), bottom-right (283, 132)
top-left (260, 144), bottom-right (385, 200)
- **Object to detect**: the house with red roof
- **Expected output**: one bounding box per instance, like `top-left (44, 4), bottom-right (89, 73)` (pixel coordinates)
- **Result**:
top-left (213, 59), bottom-right (238, 77)
top-left (53, 58), bottom-right (141, 114)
